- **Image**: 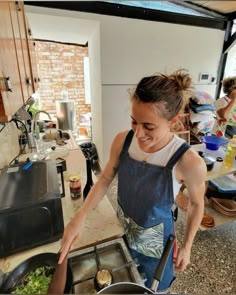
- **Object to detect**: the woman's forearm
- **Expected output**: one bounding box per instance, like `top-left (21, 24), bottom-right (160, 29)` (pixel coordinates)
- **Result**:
top-left (183, 200), bottom-right (204, 249)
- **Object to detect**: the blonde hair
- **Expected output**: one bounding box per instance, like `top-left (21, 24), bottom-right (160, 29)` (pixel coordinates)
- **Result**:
top-left (132, 69), bottom-right (192, 120)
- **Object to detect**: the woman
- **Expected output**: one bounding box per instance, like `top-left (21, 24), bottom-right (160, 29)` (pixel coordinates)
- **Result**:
top-left (215, 76), bottom-right (236, 138)
top-left (59, 70), bottom-right (206, 292)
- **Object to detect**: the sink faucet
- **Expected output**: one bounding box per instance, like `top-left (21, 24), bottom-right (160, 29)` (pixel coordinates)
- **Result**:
top-left (31, 110), bottom-right (52, 137)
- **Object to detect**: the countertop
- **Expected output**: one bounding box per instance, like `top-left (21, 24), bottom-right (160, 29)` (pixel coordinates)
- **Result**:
top-left (0, 146), bottom-right (124, 273)
top-left (191, 143), bottom-right (236, 180)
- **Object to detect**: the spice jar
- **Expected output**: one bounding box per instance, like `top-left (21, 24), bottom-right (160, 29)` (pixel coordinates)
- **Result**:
top-left (69, 175), bottom-right (82, 200)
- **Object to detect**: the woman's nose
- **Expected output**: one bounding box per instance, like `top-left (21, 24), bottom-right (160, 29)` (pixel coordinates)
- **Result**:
top-left (135, 124), bottom-right (145, 138)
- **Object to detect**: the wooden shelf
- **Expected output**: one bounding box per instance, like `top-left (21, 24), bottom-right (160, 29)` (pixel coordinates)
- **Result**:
top-left (174, 130), bottom-right (189, 135)
top-left (171, 104), bottom-right (190, 143)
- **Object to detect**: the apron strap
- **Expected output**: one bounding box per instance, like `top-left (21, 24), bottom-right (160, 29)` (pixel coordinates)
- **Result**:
top-left (166, 142), bottom-right (190, 169)
top-left (122, 130), bottom-right (134, 153)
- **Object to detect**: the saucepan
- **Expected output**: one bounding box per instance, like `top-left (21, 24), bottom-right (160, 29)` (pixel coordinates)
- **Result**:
top-left (98, 234), bottom-right (175, 294)
top-left (0, 252), bottom-right (73, 294)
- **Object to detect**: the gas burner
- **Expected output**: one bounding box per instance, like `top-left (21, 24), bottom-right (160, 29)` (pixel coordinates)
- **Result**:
top-left (68, 238), bottom-right (143, 293)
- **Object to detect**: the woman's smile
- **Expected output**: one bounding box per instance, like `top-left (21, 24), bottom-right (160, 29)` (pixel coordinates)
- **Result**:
top-left (131, 100), bottom-right (173, 152)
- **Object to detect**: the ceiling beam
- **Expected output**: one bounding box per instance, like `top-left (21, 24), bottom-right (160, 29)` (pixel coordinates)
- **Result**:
top-left (176, 1), bottom-right (226, 19)
top-left (25, 1), bottom-right (226, 30)
top-left (226, 11), bottom-right (236, 21)
top-left (223, 31), bottom-right (236, 53)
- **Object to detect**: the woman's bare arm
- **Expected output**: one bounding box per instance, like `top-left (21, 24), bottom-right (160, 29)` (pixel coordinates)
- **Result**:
top-left (175, 149), bottom-right (207, 271)
top-left (59, 131), bottom-right (128, 263)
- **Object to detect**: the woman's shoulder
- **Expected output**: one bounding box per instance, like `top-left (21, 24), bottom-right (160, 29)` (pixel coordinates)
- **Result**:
top-left (113, 130), bottom-right (130, 143)
top-left (111, 130), bottom-right (131, 154)
top-left (177, 147), bottom-right (207, 180)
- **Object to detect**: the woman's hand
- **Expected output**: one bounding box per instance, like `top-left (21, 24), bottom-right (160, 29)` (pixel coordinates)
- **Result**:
top-left (174, 245), bottom-right (191, 272)
top-left (58, 213), bottom-right (85, 264)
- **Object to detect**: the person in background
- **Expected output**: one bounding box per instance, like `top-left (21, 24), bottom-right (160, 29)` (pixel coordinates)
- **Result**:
top-left (59, 70), bottom-right (206, 292)
top-left (215, 76), bottom-right (236, 138)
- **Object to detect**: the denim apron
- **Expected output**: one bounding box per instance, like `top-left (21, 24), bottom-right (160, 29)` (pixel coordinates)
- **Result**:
top-left (117, 130), bottom-right (190, 290)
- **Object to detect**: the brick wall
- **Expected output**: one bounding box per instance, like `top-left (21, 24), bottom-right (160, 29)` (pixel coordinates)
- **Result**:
top-left (35, 41), bottom-right (91, 132)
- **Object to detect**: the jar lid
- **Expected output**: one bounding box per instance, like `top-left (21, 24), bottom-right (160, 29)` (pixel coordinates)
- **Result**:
top-left (69, 175), bottom-right (80, 182)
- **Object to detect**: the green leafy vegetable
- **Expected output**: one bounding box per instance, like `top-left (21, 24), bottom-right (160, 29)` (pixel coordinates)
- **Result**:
top-left (12, 266), bottom-right (54, 294)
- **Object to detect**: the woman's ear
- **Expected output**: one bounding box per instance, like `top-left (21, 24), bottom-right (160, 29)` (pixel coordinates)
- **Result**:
top-left (169, 114), bottom-right (181, 127)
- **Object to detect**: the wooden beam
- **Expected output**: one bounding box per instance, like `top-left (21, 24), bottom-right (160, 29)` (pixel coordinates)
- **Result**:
top-left (25, 1), bottom-right (227, 30)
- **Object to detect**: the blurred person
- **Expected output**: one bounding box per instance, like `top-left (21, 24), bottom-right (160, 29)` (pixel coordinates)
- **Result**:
top-left (215, 76), bottom-right (236, 138)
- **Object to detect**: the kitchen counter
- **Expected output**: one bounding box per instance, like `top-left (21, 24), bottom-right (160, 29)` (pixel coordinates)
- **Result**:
top-left (0, 147), bottom-right (124, 273)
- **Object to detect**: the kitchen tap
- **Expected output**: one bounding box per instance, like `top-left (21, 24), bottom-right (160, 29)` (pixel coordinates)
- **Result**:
top-left (28, 111), bottom-right (52, 148)
top-left (31, 110), bottom-right (52, 134)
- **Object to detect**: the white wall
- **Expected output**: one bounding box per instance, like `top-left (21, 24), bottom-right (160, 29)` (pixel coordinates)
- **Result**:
top-left (25, 6), bottom-right (225, 164)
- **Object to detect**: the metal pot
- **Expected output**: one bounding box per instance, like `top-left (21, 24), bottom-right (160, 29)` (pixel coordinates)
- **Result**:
top-left (0, 253), bottom-right (73, 294)
top-left (98, 234), bottom-right (175, 294)
top-left (198, 151), bottom-right (216, 171)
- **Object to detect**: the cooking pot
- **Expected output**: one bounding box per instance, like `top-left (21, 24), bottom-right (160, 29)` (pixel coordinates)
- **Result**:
top-left (198, 151), bottom-right (216, 171)
top-left (98, 234), bottom-right (175, 294)
top-left (0, 252), bottom-right (73, 294)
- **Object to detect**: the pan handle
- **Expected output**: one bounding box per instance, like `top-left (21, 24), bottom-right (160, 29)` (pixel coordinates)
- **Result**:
top-left (151, 234), bottom-right (175, 292)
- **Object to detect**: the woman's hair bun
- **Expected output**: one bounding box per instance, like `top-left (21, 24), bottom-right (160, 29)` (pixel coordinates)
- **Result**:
top-left (169, 69), bottom-right (192, 91)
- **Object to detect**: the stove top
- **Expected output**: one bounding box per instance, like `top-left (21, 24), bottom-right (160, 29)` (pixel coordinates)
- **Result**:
top-left (68, 238), bottom-right (143, 293)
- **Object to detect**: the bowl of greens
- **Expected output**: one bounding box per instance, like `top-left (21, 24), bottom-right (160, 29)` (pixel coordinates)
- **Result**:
top-left (0, 253), bottom-right (73, 294)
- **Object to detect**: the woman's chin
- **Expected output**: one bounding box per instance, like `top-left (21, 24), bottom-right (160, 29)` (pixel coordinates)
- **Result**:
top-left (137, 140), bottom-right (151, 152)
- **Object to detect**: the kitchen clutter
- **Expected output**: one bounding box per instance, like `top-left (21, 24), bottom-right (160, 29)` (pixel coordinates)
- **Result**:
top-left (200, 134), bottom-right (228, 150)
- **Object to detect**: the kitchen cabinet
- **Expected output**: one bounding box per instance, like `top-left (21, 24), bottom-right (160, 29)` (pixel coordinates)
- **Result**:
top-left (0, 1), bottom-right (38, 122)
top-left (0, 1), bottom-right (23, 122)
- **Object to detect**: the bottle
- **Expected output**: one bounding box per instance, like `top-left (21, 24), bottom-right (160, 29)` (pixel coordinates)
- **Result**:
top-left (223, 136), bottom-right (236, 168)
top-left (83, 158), bottom-right (94, 200)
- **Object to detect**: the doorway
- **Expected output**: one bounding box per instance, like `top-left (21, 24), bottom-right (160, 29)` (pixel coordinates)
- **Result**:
top-left (34, 40), bottom-right (92, 141)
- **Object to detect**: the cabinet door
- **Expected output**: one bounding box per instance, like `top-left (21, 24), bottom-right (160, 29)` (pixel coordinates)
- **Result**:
top-left (0, 1), bottom-right (24, 122)
top-left (26, 23), bottom-right (39, 93)
top-left (19, 2), bottom-right (38, 95)
top-left (9, 1), bottom-right (28, 103)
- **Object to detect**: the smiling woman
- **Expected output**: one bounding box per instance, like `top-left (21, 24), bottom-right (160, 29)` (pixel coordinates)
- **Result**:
top-left (59, 69), bottom-right (207, 293)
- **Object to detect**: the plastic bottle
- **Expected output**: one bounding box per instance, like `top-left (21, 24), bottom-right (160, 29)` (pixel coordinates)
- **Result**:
top-left (83, 158), bottom-right (94, 200)
top-left (223, 136), bottom-right (236, 168)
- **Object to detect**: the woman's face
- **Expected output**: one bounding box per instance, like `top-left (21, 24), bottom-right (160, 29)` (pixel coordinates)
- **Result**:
top-left (131, 100), bottom-right (173, 153)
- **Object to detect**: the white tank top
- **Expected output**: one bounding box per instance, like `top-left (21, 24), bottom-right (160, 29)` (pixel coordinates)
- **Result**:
top-left (128, 134), bottom-right (186, 198)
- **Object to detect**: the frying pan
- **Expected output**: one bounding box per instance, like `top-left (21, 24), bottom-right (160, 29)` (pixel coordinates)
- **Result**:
top-left (0, 252), bottom-right (73, 294)
top-left (98, 234), bottom-right (175, 294)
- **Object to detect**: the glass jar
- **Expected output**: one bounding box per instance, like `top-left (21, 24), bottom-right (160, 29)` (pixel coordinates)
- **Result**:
top-left (69, 175), bottom-right (82, 200)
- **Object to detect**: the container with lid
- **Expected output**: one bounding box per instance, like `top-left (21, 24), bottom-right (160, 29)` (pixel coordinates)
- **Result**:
top-left (69, 175), bottom-right (82, 200)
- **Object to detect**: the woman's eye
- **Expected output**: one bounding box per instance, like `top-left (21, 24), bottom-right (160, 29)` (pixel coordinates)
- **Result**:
top-left (131, 121), bottom-right (137, 125)
top-left (144, 125), bottom-right (155, 131)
